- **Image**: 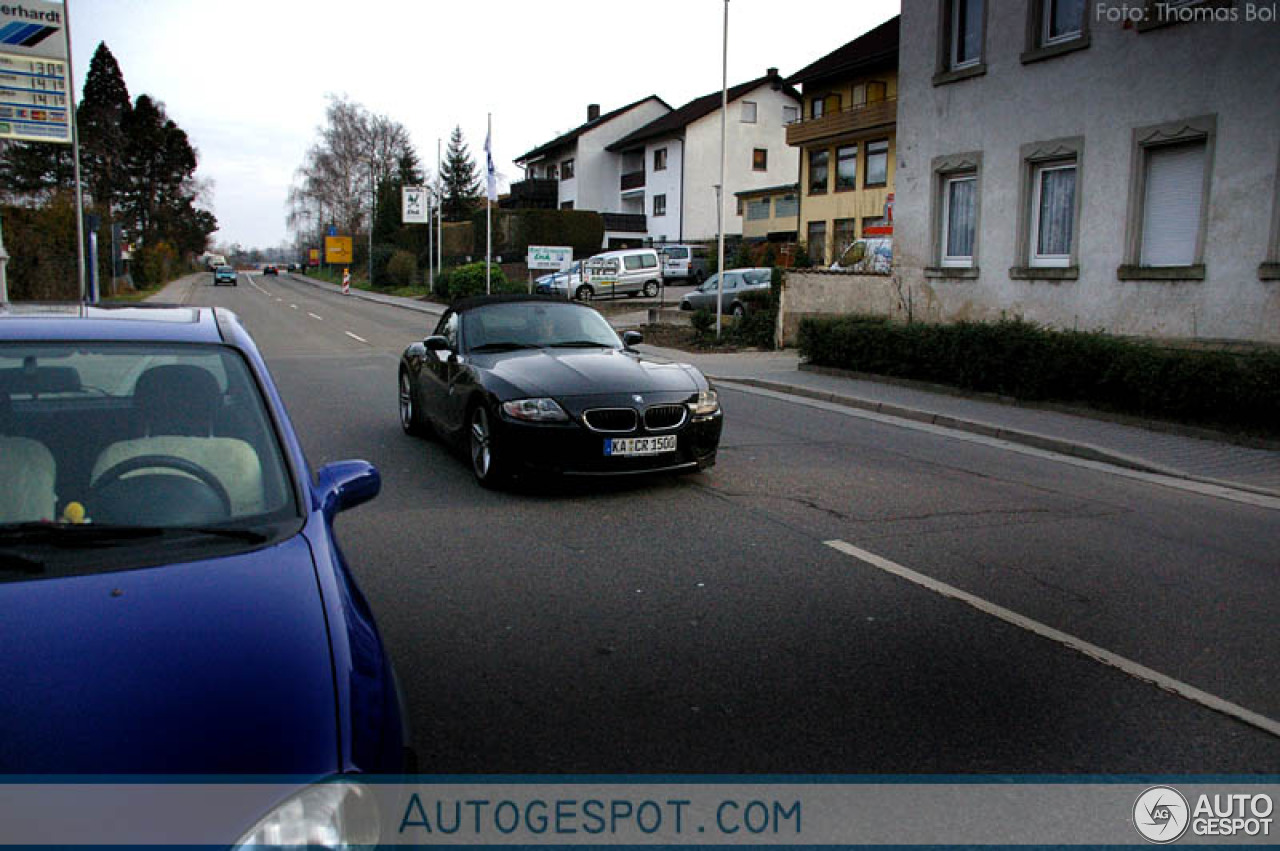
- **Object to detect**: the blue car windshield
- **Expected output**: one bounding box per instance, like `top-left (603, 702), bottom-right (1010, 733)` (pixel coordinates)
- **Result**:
top-left (0, 342), bottom-right (297, 534)
top-left (463, 302), bottom-right (623, 351)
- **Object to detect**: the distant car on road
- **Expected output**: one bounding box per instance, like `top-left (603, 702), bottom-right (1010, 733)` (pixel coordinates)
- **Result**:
top-left (263, 264), bottom-right (278, 276)
top-left (398, 295), bottom-right (722, 487)
top-left (213, 265), bottom-right (237, 286)
top-left (679, 267), bottom-right (772, 316)
top-left (0, 303), bottom-right (408, 794)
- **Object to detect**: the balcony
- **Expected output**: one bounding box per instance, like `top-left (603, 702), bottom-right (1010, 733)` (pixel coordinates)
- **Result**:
top-left (503, 178), bottom-right (558, 209)
top-left (601, 212), bottom-right (647, 233)
top-left (786, 97), bottom-right (897, 146)
top-left (620, 171), bottom-right (646, 193)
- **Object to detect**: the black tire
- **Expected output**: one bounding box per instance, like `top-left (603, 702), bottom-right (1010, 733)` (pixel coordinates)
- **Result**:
top-left (399, 369), bottom-right (428, 437)
top-left (575, 285), bottom-right (594, 302)
top-left (468, 403), bottom-right (506, 488)
top-left (643, 280), bottom-right (659, 298)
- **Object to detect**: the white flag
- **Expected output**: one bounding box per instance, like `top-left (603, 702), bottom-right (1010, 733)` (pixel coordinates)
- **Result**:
top-left (484, 125), bottom-right (497, 203)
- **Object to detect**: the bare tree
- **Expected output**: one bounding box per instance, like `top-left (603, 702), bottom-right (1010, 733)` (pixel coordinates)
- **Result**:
top-left (286, 95), bottom-right (422, 247)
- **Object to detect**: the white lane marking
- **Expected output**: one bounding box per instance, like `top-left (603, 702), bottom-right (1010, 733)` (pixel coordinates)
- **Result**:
top-left (717, 382), bottom-right (1280, 511)
top-left (275, 298), bottom-right (283, 303)
top-left (290, 304), bottom-right (298, 310)
top-left (308, 312), bottom-right (323, 321)
top-left (344, 331), bottom-right (369, 344)
top-left (245, 275), bottom-right (271, 295)
top-left (824, 538), bottom-right (1280, 740)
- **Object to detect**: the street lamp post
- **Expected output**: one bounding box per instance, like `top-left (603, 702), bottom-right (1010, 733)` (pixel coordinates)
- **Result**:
top-left (715, 0), bottom-right (729, 339)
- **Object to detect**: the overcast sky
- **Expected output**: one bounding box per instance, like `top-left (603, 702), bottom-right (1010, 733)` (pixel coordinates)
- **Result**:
top-left (69, 0), bottom-right (900, 251)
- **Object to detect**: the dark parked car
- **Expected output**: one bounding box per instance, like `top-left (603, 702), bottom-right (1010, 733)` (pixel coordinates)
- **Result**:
top-left (679, 267), bottom-right (772, 316)
top-left (263, 264), bottom-right (278, 275)
top-left (398, 295), bottom-right (722, 486)
top-left (0, 305), bottom-right (408, 835)
top-left (213, 265), bottom-right (237, 286)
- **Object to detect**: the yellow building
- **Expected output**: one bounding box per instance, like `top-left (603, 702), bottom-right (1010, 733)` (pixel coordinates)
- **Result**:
top-left (785, 15), bottom-right (898, 266)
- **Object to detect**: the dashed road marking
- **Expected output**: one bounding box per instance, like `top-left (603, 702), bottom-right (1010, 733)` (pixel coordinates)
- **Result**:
top-left (308, 312), bottom-right (323, 321)
top-left (345, 331), bottom-right (369, 344)
top-left (824, 538), bottom-right (1280, 740)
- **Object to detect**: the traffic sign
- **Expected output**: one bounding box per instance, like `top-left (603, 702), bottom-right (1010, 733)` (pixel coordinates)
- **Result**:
top-left (325, 236), bottom-right (353, 264)
top-left (402, 186), bottom-right (428, 223)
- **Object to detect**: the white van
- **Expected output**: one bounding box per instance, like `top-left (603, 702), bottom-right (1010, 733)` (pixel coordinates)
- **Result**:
top-left (578, 248), bottom-right (663, 301)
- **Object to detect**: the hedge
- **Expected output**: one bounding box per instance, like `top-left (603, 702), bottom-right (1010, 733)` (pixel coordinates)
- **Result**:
top-left (470, 209), bottom-right (605, 261)
top-left (434, 261), bottom-right (525, 302)
top-left (797, 316), bottom-right (1280, 436)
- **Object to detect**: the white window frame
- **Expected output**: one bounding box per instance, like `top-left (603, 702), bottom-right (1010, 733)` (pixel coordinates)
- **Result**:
top-left (1029, 161), bottom-right (1076, 268)
top-left (653, 194), bottom-right (666, 217)
top-left (940, 173), bottom-right (977, 268)
top-left (783, 105), bottom-right (799, 124)
top-left (653, 148), bottom-right (667, 171)
top-left (950, 0), bottom-right (984, 70)
top-left (1120, 115), bottom-right (1215, 278)
top-left (741, 101), bottom-right (758, 123)
top-left (1041, 0), bottom-right (1084, 46)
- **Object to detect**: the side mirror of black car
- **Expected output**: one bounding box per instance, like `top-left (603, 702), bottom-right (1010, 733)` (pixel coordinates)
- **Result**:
top-left (622, 331), bottom-right (643, 348)
top-left (424, 335), bottom-right (450, 351)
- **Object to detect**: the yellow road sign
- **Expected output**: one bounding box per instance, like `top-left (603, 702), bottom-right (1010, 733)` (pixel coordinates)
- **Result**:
top-left (325, 236), bottom-right (352, 264)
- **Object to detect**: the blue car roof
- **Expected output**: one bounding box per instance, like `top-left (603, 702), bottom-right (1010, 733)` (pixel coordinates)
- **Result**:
top-left (0, 303), bottom-right (235, 345)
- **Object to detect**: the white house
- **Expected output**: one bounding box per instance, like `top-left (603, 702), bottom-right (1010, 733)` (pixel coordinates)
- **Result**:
top-left (512, 97), bottom-right (671, 247)
top-left (892, 0), bottom-right (1280, 342)
top-left (604, 69), bottom-right (802, 244)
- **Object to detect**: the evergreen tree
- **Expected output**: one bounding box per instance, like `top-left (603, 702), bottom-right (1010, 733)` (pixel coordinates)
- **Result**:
top-left (0, 140), bottom-right (74, 198)
top-left (439, 125), bottom-right (481, 222)
top-left (77, 42), bottom-right (131, 209)
top-left (121, 94), bottom-right (198, 246)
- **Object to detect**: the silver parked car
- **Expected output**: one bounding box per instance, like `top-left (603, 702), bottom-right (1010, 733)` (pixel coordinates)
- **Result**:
top-left (679, 267), bottom-right (772, 316)
top-left (533, 261), bottom-right (583, 297)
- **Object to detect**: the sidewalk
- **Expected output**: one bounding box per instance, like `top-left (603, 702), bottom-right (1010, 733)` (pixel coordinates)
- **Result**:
top-left (286, 271), bottom-right (1280, 499)
top-left (634, 343), bottom-right (1280, 501)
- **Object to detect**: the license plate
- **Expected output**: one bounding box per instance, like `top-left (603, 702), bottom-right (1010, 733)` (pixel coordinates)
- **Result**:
top-left (605, 435), bottom-right (677, 457)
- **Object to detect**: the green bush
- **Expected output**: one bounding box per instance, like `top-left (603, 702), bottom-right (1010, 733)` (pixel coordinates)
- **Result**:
top-left (369, 243), bottom-right (398, 288)
top-left (690, 309), bottom-right (714, 337)
top-left (387, 250), bottom-right (417, 287)
top-left (797, 316), bottom-right (1280, 436)
top-left (437, 261), bottom-right (524, 302)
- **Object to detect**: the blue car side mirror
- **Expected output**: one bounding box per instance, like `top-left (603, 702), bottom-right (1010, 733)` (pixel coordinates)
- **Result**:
top-left (622, 331), bottom-right (643, 348)
top-left (315, 460), bottom-right (381, 519)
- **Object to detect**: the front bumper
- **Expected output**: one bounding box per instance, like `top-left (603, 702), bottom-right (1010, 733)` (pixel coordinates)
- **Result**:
top-left (495, 406), bottom-right (722, 476)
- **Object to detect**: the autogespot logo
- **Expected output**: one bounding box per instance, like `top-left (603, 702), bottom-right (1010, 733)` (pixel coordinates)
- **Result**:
top-left (1135, 786), bottom-right (1190, 843)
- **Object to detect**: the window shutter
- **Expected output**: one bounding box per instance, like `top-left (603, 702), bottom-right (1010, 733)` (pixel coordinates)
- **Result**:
top-left (1140, 141), bottom-right (1205, 267)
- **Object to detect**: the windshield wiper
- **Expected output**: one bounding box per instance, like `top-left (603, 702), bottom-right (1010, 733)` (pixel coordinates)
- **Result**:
top-left (0, 523), bottom-right (268, 546)
top-left (547, 340), bottom-right (615, 348)
top-left (0, 552), bottom-right (44, 574)
top-left (0, 523), bottom-right (164, 547)
top-left (470, 342), bottom-right (539, 352)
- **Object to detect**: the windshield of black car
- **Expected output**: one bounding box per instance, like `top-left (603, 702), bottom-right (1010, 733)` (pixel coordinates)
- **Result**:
top-left (0, 342), bottom-right (299, 568)
top-left (462, 302), bottom-right (622, 352)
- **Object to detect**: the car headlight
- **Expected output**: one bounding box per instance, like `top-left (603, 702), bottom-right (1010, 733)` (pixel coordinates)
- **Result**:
top-left (501, 398), bottom-right (569, 422)
top-left (233, 782), bottom-right (379, 849)
top-left (689, 388), bottom-right (720, 417)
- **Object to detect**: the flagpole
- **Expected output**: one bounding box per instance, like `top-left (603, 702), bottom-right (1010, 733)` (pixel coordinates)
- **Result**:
top-left (485, 113), bottom-right (493, 295)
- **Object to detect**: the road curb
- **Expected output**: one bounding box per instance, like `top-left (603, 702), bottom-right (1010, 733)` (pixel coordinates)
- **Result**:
top-left (711, 376), bottom-right (1280, 500)
top-left (283, 273), bottom-right (444, 316)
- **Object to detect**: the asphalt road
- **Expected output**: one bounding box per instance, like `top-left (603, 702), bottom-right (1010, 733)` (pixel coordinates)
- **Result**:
top-left (182, 271), bottom-right (1280, 773)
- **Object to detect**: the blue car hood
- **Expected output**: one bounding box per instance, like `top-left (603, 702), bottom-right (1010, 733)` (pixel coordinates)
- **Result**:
top-left (0, 534), bottom-right (339, 774)
top-left (478, 348), bottom-right (701, 399)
